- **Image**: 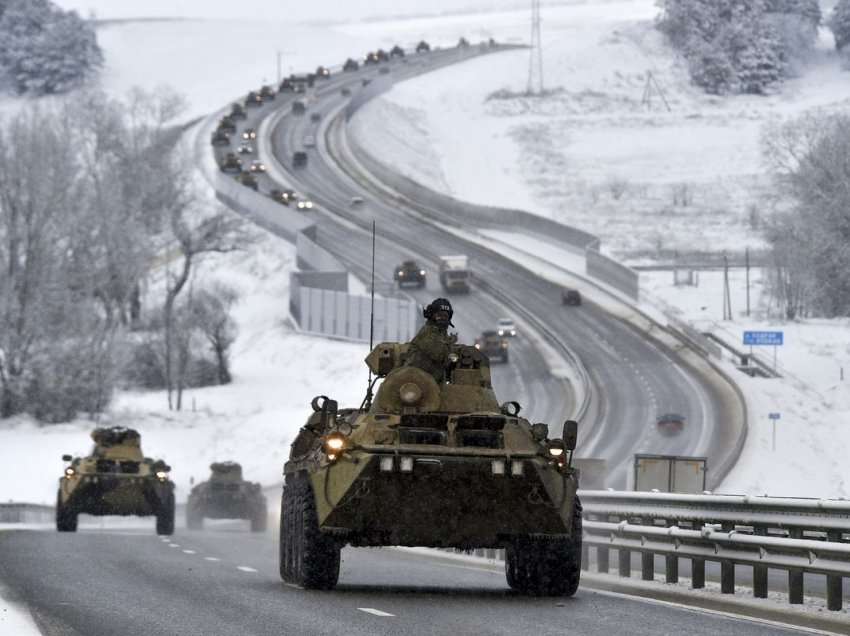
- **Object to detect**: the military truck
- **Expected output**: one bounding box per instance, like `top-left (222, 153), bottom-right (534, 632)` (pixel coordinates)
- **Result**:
top-left (230, 103), bottom-right (247, 120)
top-left (220, 153), bottom-right (242, 174)
top-left (438, 255), bottom-right (471, 293)
top-left (218, 116), bottom-right (237, 134)
top-left (211, 130), bottom-right (231, 147)
top-left (260, 85), bottom-right (276, 101)
top-left (57, 427), bottom-right (175, 535)
top-left (343, 58), bottom-right (359, 72)
top-left (390, 45), bottom-right (405, 58)
top-left (416, 40), bottom-right (431, 53)
top-left (235, 171), bottom-right (259, 190)
top-left (316, 65), bottom-right (331, 79)
top-left (245, 91), bottom-right (263, 107)
top-left (280, 342), bottom-right (581, 594)
top-left (394, 260), bottom-right (426, 288)
top-left (475, 330), bottom-right (509, 363)
top-left (186, 462), bottom-right (267, 532)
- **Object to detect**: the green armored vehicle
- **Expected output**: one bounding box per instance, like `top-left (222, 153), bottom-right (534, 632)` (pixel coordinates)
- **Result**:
top-left (186, 462), bottom-right (267, 532)
top-left (280, 341), bottom-right (582, 595)
top-left (57, 427), bottom-right (175, 535)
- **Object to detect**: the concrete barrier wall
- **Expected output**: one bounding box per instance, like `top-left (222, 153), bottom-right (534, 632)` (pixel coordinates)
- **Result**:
top-left (298, 287), bottom-right (418, 342)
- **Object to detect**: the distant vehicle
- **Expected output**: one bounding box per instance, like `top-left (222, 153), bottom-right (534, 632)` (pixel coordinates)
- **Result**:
top-left (361, 78), bottom-right (372, 87)
top-left (364, 51), bottom-right (380, 65)
top-left (350, 195), bottom-right (364, 207)
top-left (562, 288), bottom-right (582, 306)
top-left (57, 427), bottom-right (174, 535)
top-left (279, 77), bottom-right (294, 92)
top-left (289, 73), bottom-right (315, 90)
top-left (245, 91), bottom-right (263, 107)
top-left (438, 254), bottom-right (470, 293)
top-left (296, 199), bottom-right (314, 211)
top-left (237, 142), bottom-right (254, 155)
top-left (390, 45), bottom-right (405, 58)
top-left (341, 87), bottom-right (352, 96)
top-left (235, 171), bottom-right (259, 190)
top-left (302, 135), bottom-right (316, 148)
top-left (270, 188), bottom-right (296, 206)
top-left (416, 40), bottom-right (431, 53)
top-left (379, 66), bottom-right (391, 75)
top-left (293, 83), bottom-right (306, 94)
top-left (210, 130), bottom-right (230, 147)
top-left (220, 153), bottom-right (242, 173)
top-left (458, 37), bottom-right (470, 48)
top-left (497, 318), bottom-right (517, 338)
top-left (310, 112), bottom-right (321, 123)
top-left (292, 100), bottom-right (306, 116)
top-left (394, 260), bottom-right (426, 288)
top-left (656, 413), bottom-right (686, 436)
top-left (376, 49), bottom-right (390, 62)
top-left (242, 128), bottom-right (257, 140)
top-left (187, 462), bottom-right (267, 532)
top-left (343, 58), bottom-right (360, 72)
top-left (293, 151), bottom-right (308, 168)
top-left (475, 330), bottom-right (509, 363)
top-left (249, 159), bottom-right (266, 173)
top-left (260, 85), bottom-right (276, 100)
top-left (230, 103), bottom-right (247, 120)
top-left (218, 116), bottom-right (236, 134)
top-left (315, 65), bottom-right (331, 79)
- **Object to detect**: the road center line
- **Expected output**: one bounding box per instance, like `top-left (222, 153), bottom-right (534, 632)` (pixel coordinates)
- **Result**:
top-left (236, 566), bottom-right (258, 573)
top-left (358, 608), bottom-right (395, 617)
top-left (168, 544), bottom-right (180, 548)
top-left (204, 557), bottom-right (220, 562)
top-left (182, 550), bottom-right (196, 554)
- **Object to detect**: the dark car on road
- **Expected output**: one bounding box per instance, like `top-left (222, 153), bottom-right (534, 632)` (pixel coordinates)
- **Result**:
top-left (562, 288), bottom-right (582, 306)
top-left (656, 413), bottom-right (686, 435)
top-left (220, 153), bottom-right (242, 173)
top-left (292, 100), bottom-right (306, 116)
top-left (270, 188), bottom-right (297, 206)
top-left (235, 171), bottom-right (258, 190)
top-left (211, 130), bottom-right (230, 147)
top-left (293, 151), bottom-right (308, 168)
top-left (394, 260), bottom-right (426, 288)
top-left (475, 330), bottom-right (509, 363)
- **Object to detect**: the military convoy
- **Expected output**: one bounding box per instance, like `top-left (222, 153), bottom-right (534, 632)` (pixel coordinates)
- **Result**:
top-left (394, 260), bottom-right (427, 288)
top-left (187, 462), bottom-right (267, 532)
top-left (475, 330), bottom-right (510, 363)
top-left (57, 427), bottom-right (175, 535)
top-left (280, 341), bottom-right (582, 595)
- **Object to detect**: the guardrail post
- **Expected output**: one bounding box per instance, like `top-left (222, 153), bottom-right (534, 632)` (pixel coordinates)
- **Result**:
top-left (597, 546), bottom-right (610, 574)
top-left (826, 531), bottom-right (842, 611)
top-left (665, 554), bottom-right (678, 584)
top-left (640, 518), bottom-right (654, 581)
top-left (691, 558), bottom-right (705, 589)
top-left (753, 526), bottom-right (768, 599)
top-left (581, 543), bottom-right (589, 571)
top-left (788, 528), bottom-right (804, 604)
top-left (720, 522), bottom-right (735, 594)
top-left (618, 548), bottom-right (630, 578)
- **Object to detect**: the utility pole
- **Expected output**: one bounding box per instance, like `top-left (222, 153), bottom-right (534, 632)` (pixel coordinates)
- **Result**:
top-left (722, 252), bottom-right (732, 321)
top-left (527, 0), bottom-right (543, 95)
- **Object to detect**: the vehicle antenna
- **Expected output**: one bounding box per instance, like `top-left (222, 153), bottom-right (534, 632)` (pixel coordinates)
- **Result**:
top-left (363, 220), bottom-right (377, 411)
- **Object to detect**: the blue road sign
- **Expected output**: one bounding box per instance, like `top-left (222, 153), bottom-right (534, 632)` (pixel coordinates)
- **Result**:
top-left (768, 412), bottom-right (780, 420)
top-left (744, 331), bottom-right (783, 346)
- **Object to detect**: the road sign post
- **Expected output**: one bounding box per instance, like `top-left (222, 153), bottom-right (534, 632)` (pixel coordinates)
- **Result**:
top-left (768, 412), bottom-right (780, 451)
top-left (744, 331), bottom-right (783, 374)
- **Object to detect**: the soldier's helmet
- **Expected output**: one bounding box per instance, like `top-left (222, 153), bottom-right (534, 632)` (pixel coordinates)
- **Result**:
top-left (423, 298), bottom-right (454, 327)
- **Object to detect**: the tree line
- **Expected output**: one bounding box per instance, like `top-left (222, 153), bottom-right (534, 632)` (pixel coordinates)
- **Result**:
top-left (0, 90), bottom-right (244, 423)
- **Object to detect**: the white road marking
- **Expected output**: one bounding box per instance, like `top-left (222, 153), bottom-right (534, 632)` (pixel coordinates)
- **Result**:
top-left (358, 608), bottom-right (395, 617)
top-left (168, 544), bottom-right (180, 548)
top-left (236, 566), bottom-right (258, 573)
top-left (204, 557), bottom-right (221, 562)
top-left (182, 550), bottom-right (196, 554)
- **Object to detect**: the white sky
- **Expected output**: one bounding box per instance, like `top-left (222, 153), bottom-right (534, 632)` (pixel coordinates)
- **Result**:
top-left (54, 0), bottom-right (543, 22)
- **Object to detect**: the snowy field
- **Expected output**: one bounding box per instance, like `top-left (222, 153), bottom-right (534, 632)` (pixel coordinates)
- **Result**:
top-left (1, 1), bottom-right (848, 505)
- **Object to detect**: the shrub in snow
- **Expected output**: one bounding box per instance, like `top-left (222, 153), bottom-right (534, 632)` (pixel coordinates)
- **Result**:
top-left (0, 0), bottom-right (102, 95)
top-left (829, 0), bottom-right (850, 50)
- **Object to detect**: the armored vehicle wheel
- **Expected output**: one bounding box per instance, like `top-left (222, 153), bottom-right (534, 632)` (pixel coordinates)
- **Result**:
top-left (250, 502), bottom-right (267, 533)
top-left (186, 504), bottom-right (204, 530)
top-left (55, 491), bottom-right (77, 533)
top-left (156, 491), bottom-right (176, 536)
top-left (506, 497), bottom-right (582, 596)
top-left (281, 476), bottom-right (340, 589)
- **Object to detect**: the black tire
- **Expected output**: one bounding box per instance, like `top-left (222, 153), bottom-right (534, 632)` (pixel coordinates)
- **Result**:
top-left (156, 490), bottom-right (176, 536)
top-left (280, 476), bottom-right (340, 589)
top-left (250, 502), bottom-right (268, 533)
top-left (506, 497), bottom-right (582, 596)
top-left (56, 490), bottom-right (77, 533)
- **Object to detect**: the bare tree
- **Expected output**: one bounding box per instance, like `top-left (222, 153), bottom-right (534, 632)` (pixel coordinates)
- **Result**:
top-left (190, 284), bottom-right (239, 385)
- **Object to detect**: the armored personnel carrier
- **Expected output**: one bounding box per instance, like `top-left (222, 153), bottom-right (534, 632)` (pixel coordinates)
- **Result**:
top-left (56, 427), bottom-right (175, 534)
top-left (186, 462), bottom-right (267, 532)
top-left (220, 153), bottom-right (242, 174)
top-left (394, 259), bottom-right (426, 288)
top-left (280, 341), bottom-right (582, 594)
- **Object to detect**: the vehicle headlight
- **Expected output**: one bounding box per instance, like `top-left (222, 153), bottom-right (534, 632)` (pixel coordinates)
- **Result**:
top-left (399, 382), bottom-right (422, 405)
top-left (547, 439), bottom-right (566, 462)
top-left (155, 471), bottom-right (168, 480)
top-left (64, 467), bottom-right (75, 478)
top-left (498, 330), bottom-right (504, 335)
top-left (474, 343), bottom-right (480, 350)
top-left (398, 271), bottom-right (404, 276)
top-left (323, 433), bottom-right (348, 461)
top-left (419, 270), bottom-right (425, 275)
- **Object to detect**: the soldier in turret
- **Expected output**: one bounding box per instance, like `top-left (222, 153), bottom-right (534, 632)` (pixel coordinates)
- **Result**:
top-left (404, 298), bottom-right (457, 383)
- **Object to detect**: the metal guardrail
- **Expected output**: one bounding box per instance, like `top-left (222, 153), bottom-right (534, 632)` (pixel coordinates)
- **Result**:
top-left (580, 490), bottom-right (850, 611)
top-left (0, 503), bottom-right (54, 523)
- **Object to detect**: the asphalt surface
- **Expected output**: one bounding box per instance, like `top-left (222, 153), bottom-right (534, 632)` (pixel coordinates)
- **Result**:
top-left (0, 525), bottom-right (815, 636)
top-left (214, 48), bottom-right (741, 490)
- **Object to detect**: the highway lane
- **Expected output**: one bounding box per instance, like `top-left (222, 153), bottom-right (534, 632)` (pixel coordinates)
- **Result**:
top-left (0, 527), bottom-right (812, 636)
top-left (258, 72), bottom-right (734, 490)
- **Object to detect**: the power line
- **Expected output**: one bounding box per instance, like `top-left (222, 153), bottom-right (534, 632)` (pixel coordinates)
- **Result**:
top-left (527, 0), bottom-right (543, 94)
